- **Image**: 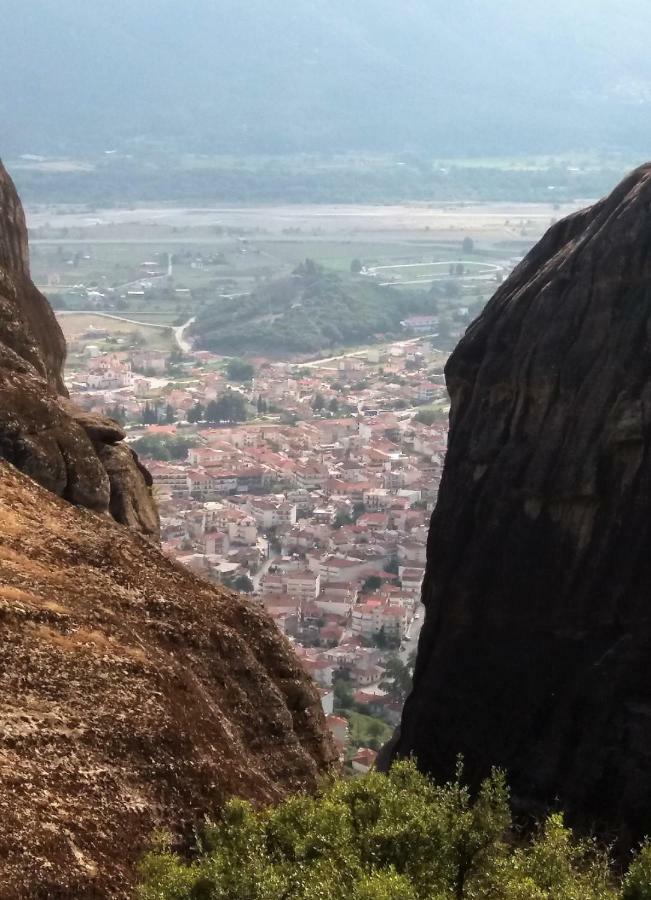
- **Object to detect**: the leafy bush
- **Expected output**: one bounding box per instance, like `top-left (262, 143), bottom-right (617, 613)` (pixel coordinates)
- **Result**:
top-left (132, 434), bottom-right (195, 461)
top-left (137, 761), bottom-right (635, 900)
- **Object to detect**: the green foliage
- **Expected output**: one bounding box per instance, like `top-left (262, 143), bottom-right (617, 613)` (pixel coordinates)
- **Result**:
top-left (624, 844), bottom-right (651, 900)
top-left (334, 511), bottom-right (353, 529)
top-left (192, 265), bottom-right (439, 356)
top-left (205, 391), bottom-right (248, 424)
top-left (137, 761), bottom-right (635, 900)
top-left (414, 409), bottom-right (443, 427)
top-left (363, 575), bottom-right (382, 593)
top-left (333, 673), bottom-right (354, 710)
top-left (380, 656), bottom-right (413, 703)
top-left (346, 711), bottom-right (393, 751)
top-left (226, 358), bottom-right (255, 382)
top-left (385, 555), bottom-right (400, 575)
top-left (132, 434), bottom-right (195, 461)
top-left (233, 574), bottom-right (254, 594)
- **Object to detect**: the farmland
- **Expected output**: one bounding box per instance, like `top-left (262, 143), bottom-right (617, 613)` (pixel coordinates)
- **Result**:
top-left (27, 199), bottom-right (583, 359)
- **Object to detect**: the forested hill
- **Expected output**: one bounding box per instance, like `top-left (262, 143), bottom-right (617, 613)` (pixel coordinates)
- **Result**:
top-left (190, 263), bottom-right (438, 356)
top-left (4, 0), bottom-right (651, 157)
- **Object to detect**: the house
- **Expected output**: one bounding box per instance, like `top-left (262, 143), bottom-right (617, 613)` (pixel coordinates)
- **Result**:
top-left (300, 658), bottom-right (334, 688)
top-left (326, 714), bottom-right (349, 758)
top-left (261, 570), bottom-right (321, 603)
top-left (351, 599), bottom-right (409, 641)
top-left (320, 688), bottom-right (334, 716)
top-left (295, 463), bottom-right (329, 491)
top-left (351, 747), bottom-right (378, 775)
top-left (400, 315), bottom-right (439, 334)
top-left (149, 462), bottom-right (189, 496)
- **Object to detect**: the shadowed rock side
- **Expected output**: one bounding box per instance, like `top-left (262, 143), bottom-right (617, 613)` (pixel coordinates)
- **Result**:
top-left (0, 159), bottom-right (159, 538)
top-left (395, 163), bottom-right (651, 842)
top-left (0, 461), bottom-right (335, 897)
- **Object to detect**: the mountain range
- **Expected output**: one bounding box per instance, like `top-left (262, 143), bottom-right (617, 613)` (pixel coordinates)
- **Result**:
top-left (3, 0), bottom-right (651, 156)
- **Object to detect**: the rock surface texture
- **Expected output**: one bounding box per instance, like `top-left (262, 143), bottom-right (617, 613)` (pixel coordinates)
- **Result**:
top-left (0, 461), bottom-right (335, 897)
top-left (396, 163), bottom-right (651, 841)
top-left (0, 160), bottom-right (159, 538)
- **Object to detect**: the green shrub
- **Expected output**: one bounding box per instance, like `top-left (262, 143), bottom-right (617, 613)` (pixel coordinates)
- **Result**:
top-left (137, 760), bottom-right (646, 900)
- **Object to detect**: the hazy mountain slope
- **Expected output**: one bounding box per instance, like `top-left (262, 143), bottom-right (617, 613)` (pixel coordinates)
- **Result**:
top-left (2, 0), bottom-right (651, 156)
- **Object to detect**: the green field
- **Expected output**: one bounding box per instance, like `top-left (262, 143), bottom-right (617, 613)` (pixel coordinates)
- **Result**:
top-left (345, 711), bottom-right (393, 748)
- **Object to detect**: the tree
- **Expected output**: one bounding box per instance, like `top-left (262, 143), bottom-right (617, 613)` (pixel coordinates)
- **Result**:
top-left (380, 655), bottom-right (412, 702)
top-left (187, 402), bottom-right (205, 423)
top-left (328, 397), bottom-right (340, 414)
top-left (132, 434), bottom-right (195, 461)
top-left (363, 575), bottom-right (382, 593)
top-left (367, 718), bottom-right (385, 744)
top-left (312, 392), bottom-right (325, 412)
top-left (385, 555), bottom-right (400, 575)
top-left (293, 258), bottom-right (322, 280)
top-left (333, 676), bottom-right (354, 710)
top-left (106, 403), bottom-right (127, 426)
top-left (164, 404), bottom-right (176, 424)
top-left (205, 399), bottom-right (220, 423)
top-left (233, 575), bottom-right (254, 593)
top-left (140, 402), bottom-right (159, 425)
top-left (374, 626), bottom-right (388, 649)
top-left (414, 409), bottom-right (439, 426)
top-left (462, 236), bottom-right (475, 254)
top-left (226, 358), bottom-right (255, 382)
top-left (334, 511), bottom-right (353, 529)
top-left (214, 390), bottom-right (248, 424)
top-left (139, 759), bottom-right (627, 900)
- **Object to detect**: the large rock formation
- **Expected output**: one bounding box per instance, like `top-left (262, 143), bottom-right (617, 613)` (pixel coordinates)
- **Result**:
top-left (0, 461), bottom-right (335, 897)
top-left (0, 160), bottom-right (158, 538)
top-left (396, 163), bottom-right (651, 841)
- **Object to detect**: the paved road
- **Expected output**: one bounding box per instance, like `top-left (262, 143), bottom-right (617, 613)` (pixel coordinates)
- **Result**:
top-left (400, 613), bottom-right (424, 666)
top-left (173, 316), bottom-right (196, 352)
top-left (57, 310), bottom-right (170, 329)
top-left (251, 554), bottom-right (280, 592)
top-left (293, 334), bottom-right (438, 370)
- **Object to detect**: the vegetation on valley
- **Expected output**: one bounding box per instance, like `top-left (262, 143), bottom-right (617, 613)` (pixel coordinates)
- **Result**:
top-left (191, 260), bottom-right (440, 356)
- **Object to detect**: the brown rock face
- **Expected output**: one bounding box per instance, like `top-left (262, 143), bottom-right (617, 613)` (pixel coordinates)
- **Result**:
top-left (0, 160), bottom-right (158, 538)
top-left (0, 461), bottom-right (335, 897)
top-left (396, 164), bottom-right (651, 841)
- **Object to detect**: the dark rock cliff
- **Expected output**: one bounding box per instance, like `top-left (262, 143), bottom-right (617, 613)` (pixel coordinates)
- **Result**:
top-left (396, 163), bottom-right (651, 841)
top-left (0, 160), bottom-right (159, 538)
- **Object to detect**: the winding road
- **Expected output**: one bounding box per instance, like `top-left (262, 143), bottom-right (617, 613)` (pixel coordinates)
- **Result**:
top-left (57, 310), bottom-right (196, 352)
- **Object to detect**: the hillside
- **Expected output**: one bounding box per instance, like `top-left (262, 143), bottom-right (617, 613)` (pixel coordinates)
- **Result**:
top-left (395, 163), bottom-right (651, 841)
top-left (3, 1), bottom-right (651, 157)
top-left (191, 263), bottom-right (438, 356)
top-left (0, 461), bottom-right (334, 897)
